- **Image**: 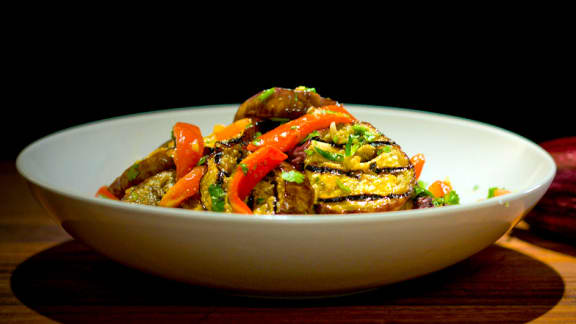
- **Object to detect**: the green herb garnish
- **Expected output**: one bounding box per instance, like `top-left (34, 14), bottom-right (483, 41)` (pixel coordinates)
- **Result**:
top-left (240, 163), bottom-right (249, 175)
top-left (345, 134), bottom-right (361, 157)
top-left (197, 156), bottom-right (207, 166)
top-left (487, 187), bottom-right (499, 198)
top-left (300, 130), bottom-right (320, 144)
top-left (126, 163), bottom-right (140, 181)
top-left (270, 117), bottom-right (291, 123)
top-left (352, 125), bottom-right (377, 142)
top-left (377, 145), bottom-right (392, 154)
top-left (296, 86), bottom-right (316, 93)
top-left (258, 88), bottom-right (275, 102)
top-left (336, 179), bottom-right (351, 193)
top-left (255, 197), bottom-right (266, 204)
top-left (252, 131), bottom-right (263, 146)
top-left (314, 146), bottom-right (344, 162)
top-left (208, 183), bottom-right (226, 212)
top-left (281, 170), bottom-right (306, 184)
top-left (413, 180), bottom-right (460, 207)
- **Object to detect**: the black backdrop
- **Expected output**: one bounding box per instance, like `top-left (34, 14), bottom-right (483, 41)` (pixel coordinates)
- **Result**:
top-left (7, 27), bottom-right (572, 160)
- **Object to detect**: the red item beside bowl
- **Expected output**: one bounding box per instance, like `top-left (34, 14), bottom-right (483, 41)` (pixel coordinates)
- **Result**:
top-left (524, 137), bottom-right (576, 241)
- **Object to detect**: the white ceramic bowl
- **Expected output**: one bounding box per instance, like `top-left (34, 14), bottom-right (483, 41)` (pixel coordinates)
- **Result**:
top-left (16, 105), bottom-right (556, 297)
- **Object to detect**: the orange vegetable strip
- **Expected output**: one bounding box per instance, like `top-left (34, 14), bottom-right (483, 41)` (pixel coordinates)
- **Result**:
top-left (95, 185), bottom-right (120, 200)
top-left (159, 166), bottom-right (206, 208)
top-left (410, 153), bottom-right (426, 181)
top-left (173, 122), bottom-right (204, 179)
top-left (213, 118), bottom-right (252, 141)
top-left (228, 146), bottom-right (288, 214)
top-left (246, 109), bottom-right (355, 152)
top-left (428, 180), bottom-right (453, 198)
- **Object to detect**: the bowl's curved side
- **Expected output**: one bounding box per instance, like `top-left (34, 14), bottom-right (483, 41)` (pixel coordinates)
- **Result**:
top-left (26, 174), bottom-right (550, 296)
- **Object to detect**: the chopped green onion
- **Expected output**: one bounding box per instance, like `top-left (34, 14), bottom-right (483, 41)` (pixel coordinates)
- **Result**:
top-left (345, 135), bottom-right (361, 157)
top-left (314, 146), bottom-right (344, 162)
top-left (258, 88), bottom-right (275, 101)
top-left (300, 130), bottom-right (320, 144)
top-left (336, 179), bottom-right (351, 193)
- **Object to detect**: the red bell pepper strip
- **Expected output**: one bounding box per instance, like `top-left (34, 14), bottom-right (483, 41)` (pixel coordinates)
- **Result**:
top-left (159, 165), bottom-right (206, 207)
top-left (246, 108), bottom-right (355, 152)
top-left (173, 122), bottom-right (204, 179)
top-left (213, 118), bottom-right (252, 141)
top-left (228, 146), bottom-right (288, 214)
top-left (95, 185), bottom-right (119, 200)
top-left (410, 153), bottom-right (425, 181)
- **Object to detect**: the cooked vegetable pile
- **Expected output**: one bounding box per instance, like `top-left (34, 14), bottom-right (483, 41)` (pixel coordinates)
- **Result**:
top-left (96, 86), bottom-right (462, 214)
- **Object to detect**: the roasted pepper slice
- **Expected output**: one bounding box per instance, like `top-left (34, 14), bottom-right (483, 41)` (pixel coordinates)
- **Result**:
top-left (95, 185), bottom-right (119, 200)
top-left (246, 107), bottom-right (355, 152)
top-left (410, 153), bottom-right (426, 181)
top-left (159, 165), bottom-right (206, 207)
top-left (173, 122), bottom-right (204, 179)
top-left (228, 146), bottom-right (288, 214)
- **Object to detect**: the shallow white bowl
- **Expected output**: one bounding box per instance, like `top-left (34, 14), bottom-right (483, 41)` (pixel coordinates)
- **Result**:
top-left (16, 105), bottom-right (556, 297)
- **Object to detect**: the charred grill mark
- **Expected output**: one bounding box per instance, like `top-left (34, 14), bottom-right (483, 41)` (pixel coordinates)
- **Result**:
top-left (305, 165), bottom-right (361, 179)
top-left (312, 139), bottom-right (396, 148)
top-left (271, 178), bottom-right (279, 214)
top-left (306, 164), bottom-right (411, 177)
top-left (369, 163), bottom-right (413, 174)
top-left (219, 136), bottom-right (243, 147)
top-left (214, 151), bottom-right (223, 164)
top-left (316, 192), bottom-right (411, 203)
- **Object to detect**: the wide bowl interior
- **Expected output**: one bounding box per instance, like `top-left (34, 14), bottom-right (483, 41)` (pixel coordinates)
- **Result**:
top-left (16, 105), bottom-right (556, 296)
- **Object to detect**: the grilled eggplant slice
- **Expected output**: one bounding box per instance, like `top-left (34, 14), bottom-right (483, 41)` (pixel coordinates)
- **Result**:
top-left (122, 170), bottom-right (176, 205)
top-left (251, 162), bottom-right (315, 214)
top-left (303, 122), bottom-right (415, 213)
top-left (108, 141), bottom-right (175, 199)
top-left (234, 86), bottom-right (338, 121)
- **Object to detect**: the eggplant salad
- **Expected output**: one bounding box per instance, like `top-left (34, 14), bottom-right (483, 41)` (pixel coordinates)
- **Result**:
top-left (96, 86), bottom-right (461, 214)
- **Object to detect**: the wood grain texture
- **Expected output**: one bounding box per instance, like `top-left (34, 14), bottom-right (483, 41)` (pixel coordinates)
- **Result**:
top-left (1, 161), bottom-right (575, 323)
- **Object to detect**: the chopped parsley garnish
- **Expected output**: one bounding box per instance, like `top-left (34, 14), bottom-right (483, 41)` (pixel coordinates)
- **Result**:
top-left (314, 146), bottom-right (344, 162)
top-left (252, 132), bottom-right (263, 146)
top-left (258, 88), bottom-right (275, 102)
top-left (352, 125), bottom-right (377, 142)
top-left (240, 163), bottom-right (249, 175)
top-left (208, 183), bottom-right (226, 212)
top-left (197, 156), bottom-right (207, 166)
top-left (281, 170), bottom-right (306, 184)
top-left (487, 187), bottom-right (499, 198)
top-left (300, 130), bottom-right (320, 144)
top-left (255, 197), bottom-right (266, 204)
top-left (377, 145), bottom-right (392, 154)
top-left (413, 180), bottom-right (460, 207)
top-left (126, 163), bottom-right (140, 181)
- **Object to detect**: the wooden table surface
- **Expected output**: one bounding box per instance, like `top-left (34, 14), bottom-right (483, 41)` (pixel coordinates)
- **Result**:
top-left (1, 161), bottom-right (575, 323)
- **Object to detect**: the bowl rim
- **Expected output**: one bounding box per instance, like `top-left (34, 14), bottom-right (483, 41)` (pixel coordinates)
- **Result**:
top-left (16, 104), bottom-right (557, 225)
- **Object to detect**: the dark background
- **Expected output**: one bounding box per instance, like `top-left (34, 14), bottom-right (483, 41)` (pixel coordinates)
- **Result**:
top-left (7, 16), bottom-right (572, 160)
